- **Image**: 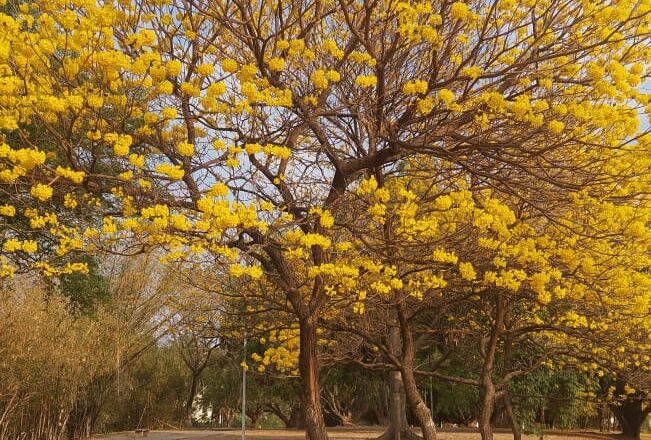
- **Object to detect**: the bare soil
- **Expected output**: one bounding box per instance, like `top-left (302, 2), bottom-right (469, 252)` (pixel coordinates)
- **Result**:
top-left (91, 427), bottom-right (650, 440)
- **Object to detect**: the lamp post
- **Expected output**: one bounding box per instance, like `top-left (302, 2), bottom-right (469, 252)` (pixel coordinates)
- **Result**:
top-left (242, 332), bottom-right (247, 440)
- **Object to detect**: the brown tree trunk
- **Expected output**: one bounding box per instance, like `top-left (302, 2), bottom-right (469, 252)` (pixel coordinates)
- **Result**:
top-left (401, 367), bottom-right (436, 440)
top-left (225, 408), bottom-right (235, 428)
top-left (501, 339), bottom-right (521, 440)
top-left (185, 371), bottom-right (198, 428)
top-left (503, 391), bottom-right (521, 440)
top-left (610, 398), bottom-right (649, 440)
top-left (248, 405), bottom-right (264, 428)
top-left (479, 386), bottom-right (495, 440)
top-left (289, 404), bottom-right (306, 429)
top-left (377, 328), bottom-right (420, 440)
top-left (266, 403), bottom-right (303, 428)
top-left (298, 315), bottom-right (328, 440)
top-left (479, 296), bottom-right (505, 440)
top-left (399, 305), bottom-right (437, 440)
top-left (374, 406), bottom-right (389, 427)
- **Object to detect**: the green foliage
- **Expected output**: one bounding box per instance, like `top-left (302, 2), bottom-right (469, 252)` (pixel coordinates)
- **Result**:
top-left (99, 344), bottom-right (190, 431)
top-left (197, 349), bottom-right (244, 426)
top-left (197, 340), bottom-right (302, 428)
top-left (56, 255), bottom-right (110, 314)
top-left (429, 379), bottom-right (480, 424)
top-left (321, 362), bottom-right (387, 426)
top-left (511, 367), bottom-right (597, 432)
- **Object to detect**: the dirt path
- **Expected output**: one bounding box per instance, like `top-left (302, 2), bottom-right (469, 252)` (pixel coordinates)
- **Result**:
top-left (91, 428), bottom-right (646, 440)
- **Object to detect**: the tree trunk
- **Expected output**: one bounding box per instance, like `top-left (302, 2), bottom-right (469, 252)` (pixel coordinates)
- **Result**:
top-left (377, 328), bottom-right (421, 440)
top-left (184, 371), bottom-right (198, 428)
top-left (224, 408), bottom-right (235, 428)
top-left (479, 296), bottom-right (505, 440)
top-left (479, 387), bottom-right (495, 440)
top-left (266, 403), bottom-right (302, 428)
top-left (611, 399), bottom-right (649, 440)
top-left (248, 405), bottom-right (264, 427)
top-left (503, 391), bottom-right (521, 440)
top-left (501, 339), bottom-right (521, 440)
top-left (289, 404), bottom-right (306, 429)
top-left (374, 403), bottom-right (389, 426)
top-left (336, 411), bottom-right (355, 427)
top-left (402, 368), bottom-right (436, 440)
top-left (298, 316), bottom-right (328, 440)
top-left (399, 305), bottom-right (436, 440)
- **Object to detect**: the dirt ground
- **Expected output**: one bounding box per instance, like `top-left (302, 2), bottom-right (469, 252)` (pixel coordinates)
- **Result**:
top-left (90, 427), bottom-right (650, 440)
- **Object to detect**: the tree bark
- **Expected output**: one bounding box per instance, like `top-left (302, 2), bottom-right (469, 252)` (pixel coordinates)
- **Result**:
top-left (266, 403), bottom-right (303, 428)
top-left (224, 407), bottom-right (235, 428)
top-left (248, 405), bottom-right (264, 427)
top-left (501, 338), bottom-right (521, 440)
top-left (479, 386), bottom-right (495, 440)
top-left (298, 315), bottom-right (328, 440)
top-left (185, 371), bottom-right (199, 428)
top-left (610, 398), bottom-right (649, 440)
top-left (399, 305), bottom-right (437, 440)
top-left (402, 367), bottom-right (436, 440)
top-left (503, 391), bottom-right (521, 440)
top-left (479, 296), bottom-right (505, 440)
top-left (289, 404), bottom-right (306, 429)
top-left (377, 328), bottom-right (421, 440)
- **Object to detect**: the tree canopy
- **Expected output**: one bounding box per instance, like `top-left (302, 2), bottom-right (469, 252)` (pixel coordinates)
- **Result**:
top-left (0, 0), bottom-right (649, 439)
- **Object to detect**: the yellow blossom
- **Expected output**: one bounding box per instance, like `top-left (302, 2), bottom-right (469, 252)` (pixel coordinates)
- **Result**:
top-left (450, 2), bottom-right (470, 19)
top-left (30, 184), bottom-right (53, 201)
top-left (177, 141), bottom-right (194, 157)
top-left (0, 205), bottom-right (16, 216)
top-left (355, 75), bottom-right (378, 88)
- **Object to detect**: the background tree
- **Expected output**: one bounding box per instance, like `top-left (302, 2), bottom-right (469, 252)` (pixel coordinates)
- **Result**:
top-left (0, 254), bottom-right (170, 440)
top-left (163, 269), bottom-right (223, 427)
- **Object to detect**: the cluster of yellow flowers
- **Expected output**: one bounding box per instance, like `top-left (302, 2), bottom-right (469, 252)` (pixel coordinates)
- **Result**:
top-left (30, 184), bottom-right (54, 201)
top-left (104, 133), bottom-right (133, 157)
top-left (0, 144), bottom-right (47, 183)
top-left (55, 166), bottom-right (85, 184)
top-left (252, 328), bottom-right (301, 374)
top-left (2, 238), bottom-right (37, 253)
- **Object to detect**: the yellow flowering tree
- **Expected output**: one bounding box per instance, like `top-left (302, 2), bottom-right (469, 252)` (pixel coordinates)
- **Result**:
top-left (1, 0), bottom-right (649, 438)
top-left (321, 155), bottom-right (649, 440)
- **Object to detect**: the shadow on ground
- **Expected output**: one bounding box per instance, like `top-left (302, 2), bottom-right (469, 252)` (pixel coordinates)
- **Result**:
top-left (91, 427), bottom-right (648, 440)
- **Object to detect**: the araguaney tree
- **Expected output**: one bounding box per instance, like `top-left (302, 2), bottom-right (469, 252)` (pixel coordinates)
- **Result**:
top-left (319, 166), bottom-right (650, 440)
top-left (0, 0), bottom-right (649, 438)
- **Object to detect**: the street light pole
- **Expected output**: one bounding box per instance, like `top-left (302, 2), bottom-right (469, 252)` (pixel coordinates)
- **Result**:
top-left (242, 333), bottom-right (247, 440)
top-left (428, 354), bottom-right (434, 420)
